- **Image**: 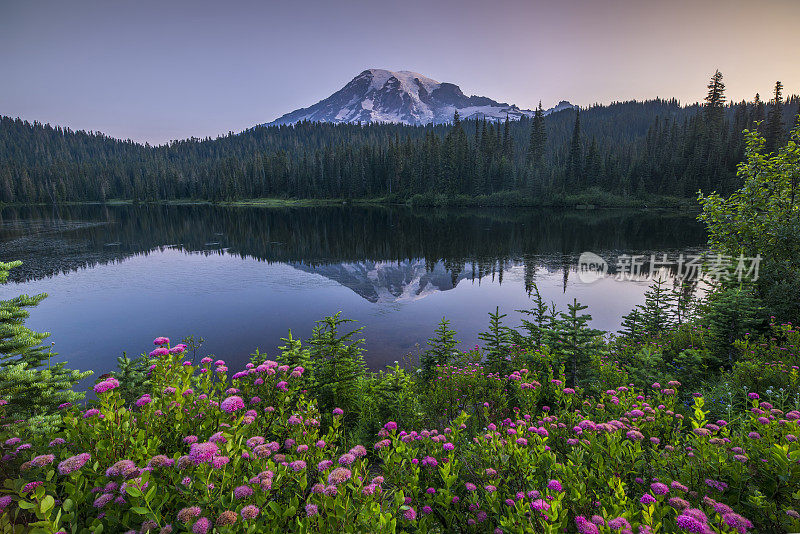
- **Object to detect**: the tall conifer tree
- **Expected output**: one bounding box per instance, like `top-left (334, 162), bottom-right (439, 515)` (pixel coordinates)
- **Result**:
top-left (765, 81), bottom-right (785, 154)
top-left (568, 108), bottom-right (583, 186)
top-left (704, 70), bottom-right (726, 126)
top-left (527, 101), bottom-right (546, 168)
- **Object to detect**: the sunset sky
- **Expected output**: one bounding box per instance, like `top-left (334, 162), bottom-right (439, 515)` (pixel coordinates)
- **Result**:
top-left (1, 0), bottom-right (798, 144)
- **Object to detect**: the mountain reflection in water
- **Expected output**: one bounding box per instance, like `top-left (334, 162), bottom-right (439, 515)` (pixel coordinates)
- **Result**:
top-left (0, 204), bottom-right (706, 378)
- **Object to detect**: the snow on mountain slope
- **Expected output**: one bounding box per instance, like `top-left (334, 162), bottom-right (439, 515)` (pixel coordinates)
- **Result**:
top-left (265, 69), bottom-right (573, 126)
top-left (289, 259), bottom-right (465, 303)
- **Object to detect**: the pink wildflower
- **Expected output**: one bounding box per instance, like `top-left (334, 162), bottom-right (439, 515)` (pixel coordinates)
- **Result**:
top-left (93, 377), bottom-right (120, 394)
top-left (220, 396), bottom-right (244, 413)
top-left (58, 453), bottom-right (91, 475)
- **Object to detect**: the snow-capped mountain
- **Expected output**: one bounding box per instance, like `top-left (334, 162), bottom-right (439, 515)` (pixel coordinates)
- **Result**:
top-left (290, 259), bottom-right (467, 303)
top-left (288, 258), bottom-right (575, 303)
top-left (266, 69), bottom-right (574, 126)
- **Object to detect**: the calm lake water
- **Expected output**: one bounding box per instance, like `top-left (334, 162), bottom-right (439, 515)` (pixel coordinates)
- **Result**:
top-left (0, 204), bottom-right (706, 380)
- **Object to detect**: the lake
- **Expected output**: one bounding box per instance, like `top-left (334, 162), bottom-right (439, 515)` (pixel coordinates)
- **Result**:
top-left (0, 204), bottom-right (706, 380)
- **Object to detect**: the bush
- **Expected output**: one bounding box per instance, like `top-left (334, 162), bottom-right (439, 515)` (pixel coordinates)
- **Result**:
top-left (0, 261), bottom-right (91, 434)
top-left (2, 334), bottom-right (799, 533)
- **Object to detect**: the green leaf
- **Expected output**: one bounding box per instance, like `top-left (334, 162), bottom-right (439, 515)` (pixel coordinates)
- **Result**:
top-left (39, 494), bottom-right (54, 514)
top-left (125, 486), bottom-right (142, 498)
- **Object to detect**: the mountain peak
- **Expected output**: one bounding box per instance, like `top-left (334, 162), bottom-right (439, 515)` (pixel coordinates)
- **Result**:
top-left (358, 69), bottom-right (441, 91)
top-left (266, 69), bottom-right (573, 126)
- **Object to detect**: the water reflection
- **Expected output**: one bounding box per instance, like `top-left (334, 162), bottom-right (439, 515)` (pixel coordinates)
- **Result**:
top-left (0, 204), bottom-right (706, 376)
top-left (0, 204), bottom-right (705, 297)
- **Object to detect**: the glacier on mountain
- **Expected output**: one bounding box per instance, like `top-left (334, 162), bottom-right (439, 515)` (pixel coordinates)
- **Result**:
top-left (266, 69), bottom-right (573, 126)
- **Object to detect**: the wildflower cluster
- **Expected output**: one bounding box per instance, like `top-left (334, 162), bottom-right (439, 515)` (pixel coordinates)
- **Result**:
top-left (0, 336), bottom-right (798, 533)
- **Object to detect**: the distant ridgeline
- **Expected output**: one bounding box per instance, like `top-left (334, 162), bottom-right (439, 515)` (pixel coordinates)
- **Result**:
top-left (1, 76), bottom-right (798, 203)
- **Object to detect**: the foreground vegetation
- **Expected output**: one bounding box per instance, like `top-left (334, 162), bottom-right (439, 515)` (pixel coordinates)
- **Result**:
top-left (2, 326), bottom-right (799, 534)
top-left (1, 123), bottom-right (800, 533)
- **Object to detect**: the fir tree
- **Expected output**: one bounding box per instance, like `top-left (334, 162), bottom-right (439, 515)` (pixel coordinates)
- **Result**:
top-left (568, 109), bottom-right (583, 186)
top-left (672, 281), bottom-right (697, 326)
top-left (765, 81), bottom-right (785, 154)
top-left (705, 287), bottom-right (765, 369)
top-left (515, 283), bottom-right (553, 349)
top-left (637, 277), bottom-right (675, 338)
top-left (704, 70), bottom-right (726, 126)
top-left (421, 317), bottom-right (459, 380)
top-left (502, 115), bottom-right (513, 158)
top-left (584, 137), bottom-right (601, 186)
top-left (618, 308), bottom-right (644, 342)
top-left (112, 352), bottom-right (152, 406)
top-left (306, 313), bottom-right (366, 427)
top-left (277, 330), bottom-right (312, 373)
top-left (0, 261), bottom-right (92, 433)
top-left (795, 104), bottom-right (800, 130)
top-left (527, 101), bottom-right (547, 168)
top-left (479, 307), bottom-right (513, 374)
top-left (551, 298), bottom-right (603, 387)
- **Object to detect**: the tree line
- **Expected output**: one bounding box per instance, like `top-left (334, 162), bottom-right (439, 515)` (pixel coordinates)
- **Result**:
top-left (0, 72), bottom-right (797, 204)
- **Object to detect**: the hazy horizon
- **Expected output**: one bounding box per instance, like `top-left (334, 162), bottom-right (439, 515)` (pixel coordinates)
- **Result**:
top-left (2, 0), bottom-right (799, 145)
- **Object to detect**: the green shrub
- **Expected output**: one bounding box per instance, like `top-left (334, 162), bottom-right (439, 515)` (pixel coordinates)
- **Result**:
top-left (2, 331), bottom-right (800, 533)
top-left (0, 261), bottom-right (91, 434)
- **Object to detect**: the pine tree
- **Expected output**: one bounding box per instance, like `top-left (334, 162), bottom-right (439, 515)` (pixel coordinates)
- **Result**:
top-left (277, 330), bottom-right (312, 371)
top-left (765, 81), bottom-right (785, 154)
top-left (421, 317), bottom-right (459, 380)
top-left (705, 287), bottom-right (765, 369)
top-left (618, 308), bottom-right (644, 342)
top-left (112, 352), bottom-right (152, 406)
top-left (672, 281), bottom-right (697, 326)
top-left (704, 70), bottom-right (726, 126)
top-left (479, 307), bottom-right (513, 374)
top-left (527, 101), bottom-right (546, 168)
top-left (568, 109), bottom-right (583, 186)
top-left (584, 137), bottom-right (601, 186)
top-left (0, 261), bottom-right (92, 433)
top-left (502, 115), bottom-right (513, 158)
top-left (551, 298), bottom-right (603, 387)
top-left (515, 283), bottom-right (553, 349)
top-left (637, 277), bottom-right (675, 338)
top-left (306, 313), bottom-right (366, 426)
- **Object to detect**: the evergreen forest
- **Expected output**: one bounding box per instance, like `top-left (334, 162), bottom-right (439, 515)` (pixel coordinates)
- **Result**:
top-left (1, 73), bottom-right (797, 205)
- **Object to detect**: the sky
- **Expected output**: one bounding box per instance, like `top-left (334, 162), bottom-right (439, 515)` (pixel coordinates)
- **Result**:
top-left (1, 0), bottom-right (799, 145)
